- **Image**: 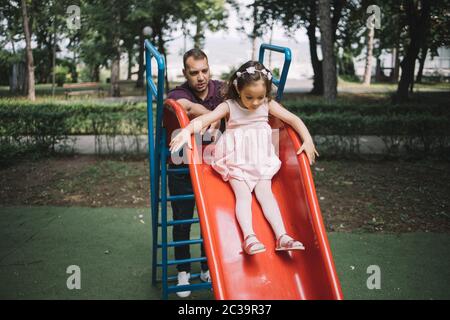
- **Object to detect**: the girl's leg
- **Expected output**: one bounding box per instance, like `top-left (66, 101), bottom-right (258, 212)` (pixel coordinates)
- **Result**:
top-left (229, 179), bottom-right (254, 237)
top-left (253, 179), bottom-right (287, 238)
top-left (254, 179), bottom-right (305, 250)
top-left (229, 179), bottom-right (265, 253)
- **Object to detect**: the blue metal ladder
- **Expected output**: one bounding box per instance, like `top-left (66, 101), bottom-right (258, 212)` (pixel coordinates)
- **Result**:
top-left (144, 40), bottom-right (211, 300)
top-left (145, 40), bottom-right (292, 299)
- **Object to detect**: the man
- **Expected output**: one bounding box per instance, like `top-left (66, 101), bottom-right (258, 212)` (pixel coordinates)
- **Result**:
top-left (167, 48), bottom-right (224, 298)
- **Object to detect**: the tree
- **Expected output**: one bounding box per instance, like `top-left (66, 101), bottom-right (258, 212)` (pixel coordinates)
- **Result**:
top-left (255, 0), bottom-right (346, 95)
top-left (147, 0), bottom-right (184, 92)
top-left (336, 2), bottom-right (364, 81)
top-left (318, 0), bottom-right (337, 100)
top-left (82, 0), bottom-right (138, 97)
top-left (416, 0), bottom-right (450, 83)
top-left (396, 0), bottom-right (431, 101)
top-left (124, 1), bottom-right (153, 88)
top-left (21, 0), bottom-right (35, 100)
top-left (232, 0), bottom-right (265, 60)
top-left (181, 0), bottom-right (228, 49)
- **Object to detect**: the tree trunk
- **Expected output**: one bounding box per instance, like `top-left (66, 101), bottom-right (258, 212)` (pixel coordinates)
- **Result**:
top-left (52, 21), bottom-right (56, 96)
top-left (110, 11), bottom-right (121, 97)
top-left (268, 21), bottom-right (274, 68)
top-left (318, 0), bottom-right (337, 101)
top-left (331, 0), bottom-right (345, 43)
top-left (391, 47), bottom-right (399, 82)
top-left (182, 21), bottom-right (187, 52)
top-left (127, 47), bottom-right (133, 80)
top-left (397, 52), bottom-right (418, 101)
top-left (21, 0), bottom-right (35, 101)
top-left (156, 28), bottom-right (170, 94)
top-left (416, 46), bottom-right (428, 83)
top-left (136, 32), bottom-right (144, 88)
top-left (392, 13), bottom-right (401, 83)
top-left (110, 54), bottom-right (121, 97)
top-left (375, 57), bottom-right (383, 82)
top-left (307, 1), bottom-right (323, 95)
top-left (409, 61), bottom-right (416, 93)
top-left (91, 64), bottom-right (100, 82)
top-left (363, 25), bottom-right (374, 85)
top-left (251, 36), bottom-right (257, 61)
top-left (396, 0), bottom-right (431, 102)
top-left (194, 18), bottom-right (204, 49)
top-left (71, 50), bottom-right (78, 83)
top-left (250, 3), bottom-right (259, 61)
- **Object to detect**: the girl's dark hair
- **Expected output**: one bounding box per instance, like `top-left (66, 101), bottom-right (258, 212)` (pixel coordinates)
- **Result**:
top-left (221, 60), bottom-right (273, 101)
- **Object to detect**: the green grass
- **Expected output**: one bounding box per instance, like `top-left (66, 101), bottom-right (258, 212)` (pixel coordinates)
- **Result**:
top-left (1, 206), bottom-right (449, 300)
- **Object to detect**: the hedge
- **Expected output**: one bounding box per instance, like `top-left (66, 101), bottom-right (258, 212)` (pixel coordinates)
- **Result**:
top-left (283, 100), bottom-right (450, 117)
top-left (1, 100), bottom-right (449, 159)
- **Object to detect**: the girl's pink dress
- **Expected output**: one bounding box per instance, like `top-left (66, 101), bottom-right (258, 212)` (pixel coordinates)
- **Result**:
top-left (211, 99), bottom-right (281, 192)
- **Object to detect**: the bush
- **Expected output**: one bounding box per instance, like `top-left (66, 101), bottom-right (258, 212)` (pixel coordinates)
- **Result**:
top-left (283, 100), bottom-right (450, 118)
top-left (0, 100), bottom-right (149, 159)
top-left (1, 99), bottom-right (449, 160)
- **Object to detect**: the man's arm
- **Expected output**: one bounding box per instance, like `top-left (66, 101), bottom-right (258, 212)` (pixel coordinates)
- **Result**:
top-left (177, 98), bottom-right (211, 118)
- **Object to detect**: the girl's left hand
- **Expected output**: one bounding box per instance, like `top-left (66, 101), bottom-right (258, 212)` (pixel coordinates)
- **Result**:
top-left (297, 139), bottom-right (319, 165)
top-left (207, 120), bottom-right (221, 142)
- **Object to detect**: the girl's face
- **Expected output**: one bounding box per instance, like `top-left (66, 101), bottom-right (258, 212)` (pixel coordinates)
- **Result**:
top-left (238, 79), bottom-right (266, 110)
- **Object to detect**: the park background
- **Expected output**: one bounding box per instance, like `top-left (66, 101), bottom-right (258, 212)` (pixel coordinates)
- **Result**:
top-left (0, 0), bottom-right (449, 299)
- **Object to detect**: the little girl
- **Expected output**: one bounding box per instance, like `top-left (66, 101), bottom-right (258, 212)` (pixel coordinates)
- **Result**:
top-left (170, 61), bottom-right (319, 255)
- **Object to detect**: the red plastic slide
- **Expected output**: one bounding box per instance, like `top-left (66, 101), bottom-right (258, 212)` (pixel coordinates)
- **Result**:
top-left (164, 99), bottom-right (343, 300)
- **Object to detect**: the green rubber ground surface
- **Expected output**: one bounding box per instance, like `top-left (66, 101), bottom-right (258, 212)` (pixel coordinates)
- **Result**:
top-left (0, 207), bottom-right (449, 300)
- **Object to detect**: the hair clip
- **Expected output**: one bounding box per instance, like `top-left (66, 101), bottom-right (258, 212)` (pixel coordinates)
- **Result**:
top-left (236, 66), bottom-right (272, 80)
top-left (262, 69), bottom-right (272, 80)
top-left (246, 66), bottom-right (256, 74)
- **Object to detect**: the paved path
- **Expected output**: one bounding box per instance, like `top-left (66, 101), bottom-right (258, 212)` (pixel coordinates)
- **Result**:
top-left (57, 134), bottom-right (390, 155)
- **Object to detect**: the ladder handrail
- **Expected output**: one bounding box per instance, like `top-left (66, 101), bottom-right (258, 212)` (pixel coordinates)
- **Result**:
top-left (144, 40), bottom-right (165, 286)
top-left (258, 43), bottom-right (292, 102)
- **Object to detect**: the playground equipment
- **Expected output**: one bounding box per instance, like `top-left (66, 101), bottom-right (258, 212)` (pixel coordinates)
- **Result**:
top-left (145, 40), bottom-right (343, 299)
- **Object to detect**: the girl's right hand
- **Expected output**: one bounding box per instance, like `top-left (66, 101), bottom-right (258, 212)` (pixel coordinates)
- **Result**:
top-left (169, 128), bottom-right (192, 153)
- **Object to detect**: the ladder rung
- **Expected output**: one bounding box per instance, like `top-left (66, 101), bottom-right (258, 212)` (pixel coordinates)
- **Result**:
top-left (167, 272), bottom-right (202, 282)
top-left (157, 257), bottom-right (207, 266)
top-left (157, 239), bottom-right (203, 248)
top-left (167, 282), bottom-right (212, 293)
top-left (166, 218), bottom-right (199, 226)
top-left (158, 218), bottom-right (199, 227)
top-left (161, 194), bottom-right (195, 202)
top-left (167, 168), bottom-right (189, 174)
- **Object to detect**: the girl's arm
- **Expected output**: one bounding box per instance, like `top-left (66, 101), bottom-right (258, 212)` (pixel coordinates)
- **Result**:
top-left (169, 102), bottom-right (229, 152)
top-left (268, 99), bottom-right (319, 165)
top-left (268, 100), bottom-right (312, 143)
